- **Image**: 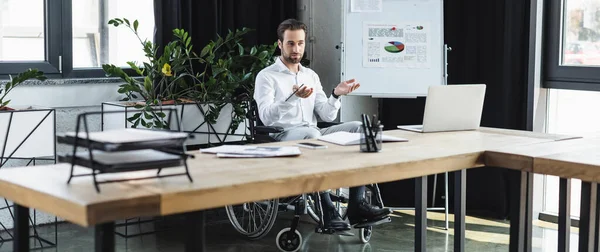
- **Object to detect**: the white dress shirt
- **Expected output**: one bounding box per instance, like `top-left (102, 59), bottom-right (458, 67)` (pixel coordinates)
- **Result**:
top-left (253, 57), bottom-right (341, 130)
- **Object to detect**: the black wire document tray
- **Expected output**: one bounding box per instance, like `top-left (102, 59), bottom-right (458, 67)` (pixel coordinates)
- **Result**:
top-left (62, 110), bottom-right (193, 192)
top-left (59, 149), bottom-right (185, 173)
top-left (57, 128), bottom-right (189, 152)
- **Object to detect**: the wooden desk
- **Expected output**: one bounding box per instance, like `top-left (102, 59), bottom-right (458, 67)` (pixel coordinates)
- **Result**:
top-left (0, 129), bottom-right (568, 252)
top-left (485, 136), bottom-right (600, 252)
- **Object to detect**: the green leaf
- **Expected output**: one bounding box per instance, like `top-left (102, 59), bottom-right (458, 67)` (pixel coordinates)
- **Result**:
top-left (144, 112), bottom-right (154, 120)
top-left (155, 120), bottom-right (164, 129)
top-left (212, 67), bottom-right (227, 78)
top-left (124, 18), bottom-right (130, 26)
top-left (250, 47), bottom-right (257, 55)
top-left (258, 51), bottom-right (268, 60)
top-left (126, 62), bottom-right (143, 75)
top-left (201, 44), bottom-right (212, 57)
top-left (238, 44), bottom-right (244, 56)
top-left (144, 77), bottom-right (152, 92)
top-left (186, 37), bottom-right (191, 48)
top-left (133, 20), bottom-right (139, 32)
top-left (140, 119), bottom-right (148, 128)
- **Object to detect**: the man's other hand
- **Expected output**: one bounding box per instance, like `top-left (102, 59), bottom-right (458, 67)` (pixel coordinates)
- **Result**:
top-left (293, 84), bottom-right (313, 98)
top-left (334, 79), bottom-right (360, 96)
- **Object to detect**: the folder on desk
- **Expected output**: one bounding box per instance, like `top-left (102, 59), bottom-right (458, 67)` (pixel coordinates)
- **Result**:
top-left (317, 132), bottom-right (408, 146)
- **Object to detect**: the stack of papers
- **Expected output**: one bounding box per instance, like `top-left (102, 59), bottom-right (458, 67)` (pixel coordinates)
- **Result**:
top-left (200, 145), bottom-right (301, 158)
top-left (317, 131), bottom-right (408, 146)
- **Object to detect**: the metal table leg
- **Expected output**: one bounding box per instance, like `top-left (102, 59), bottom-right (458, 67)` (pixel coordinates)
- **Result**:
top-left (454, 169), bottom-right (466, 252)
top-left (579, 182), bottom-right (597, 252)
top-left (415, 176), bottom-right (427, 252)
top-left (95, 222), bottom-right (115, 252)
top-left (14, 204), bottom-right (29, 252)
top-left (509, 171), bottom-right (532, 252)
top-left (558, 178), bottom-right (571, 252)
top-left (185, 210), bottom-right (206, 252)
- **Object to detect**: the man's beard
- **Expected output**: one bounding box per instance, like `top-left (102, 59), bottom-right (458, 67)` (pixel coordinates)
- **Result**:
top-left (282, 52), bottom-right (302, 64)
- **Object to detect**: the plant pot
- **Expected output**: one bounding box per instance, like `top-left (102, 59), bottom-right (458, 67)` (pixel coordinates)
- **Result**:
top-left (0, 106), bottom-right (55, 160)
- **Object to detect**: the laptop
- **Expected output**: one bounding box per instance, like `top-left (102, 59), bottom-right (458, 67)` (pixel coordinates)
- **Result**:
top-left (397, 84), bottom-right (486, 133)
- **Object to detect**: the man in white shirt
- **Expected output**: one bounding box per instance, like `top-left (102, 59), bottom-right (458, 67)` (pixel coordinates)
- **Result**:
top-left (254, 19), bottom-right (391, 232)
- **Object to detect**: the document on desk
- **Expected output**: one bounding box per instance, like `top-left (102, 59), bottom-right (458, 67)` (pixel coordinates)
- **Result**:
top-left (200, 145), bottom-right (301, 158)
top-left (317, 132), bottom-right (408, 146)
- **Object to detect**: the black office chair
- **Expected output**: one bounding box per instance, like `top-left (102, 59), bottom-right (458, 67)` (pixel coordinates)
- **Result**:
top-left (245, 100), bottom-right (340, 143)
top-left (225, 100), bottom-right (390, 252)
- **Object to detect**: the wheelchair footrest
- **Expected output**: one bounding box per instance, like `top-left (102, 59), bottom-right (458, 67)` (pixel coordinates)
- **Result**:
top-left (336, 230), bottom-right (355, 236)
top-left (353, 216), bottom-right (391, 229)
top-left (316, 228), bottom-right (355, 236)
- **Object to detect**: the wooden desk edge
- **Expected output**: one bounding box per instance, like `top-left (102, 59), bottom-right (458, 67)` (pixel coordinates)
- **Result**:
top-left (483, 151), bottom-right (534, 172)
top-left (159, 152), bottom-right (486, 215)
top-left (534, 158), bottom-right (600, 183)
top-left (0, 180), bottom-right (90, 226)
top-left (0, 179), bottom-right (162, 227)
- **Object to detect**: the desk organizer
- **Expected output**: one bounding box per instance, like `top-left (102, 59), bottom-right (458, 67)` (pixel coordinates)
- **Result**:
top-left (58, 110), bottom-right (193, 192)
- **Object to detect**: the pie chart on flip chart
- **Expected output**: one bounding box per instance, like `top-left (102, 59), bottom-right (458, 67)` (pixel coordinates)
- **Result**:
top-left (384, 41), bottom-right (405, 53)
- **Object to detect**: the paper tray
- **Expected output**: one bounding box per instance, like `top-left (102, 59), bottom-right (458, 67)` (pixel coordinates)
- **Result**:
top-left (57, 128), bottom-right (189, 152)
top-left (58, 149), bottom-right (185, 173)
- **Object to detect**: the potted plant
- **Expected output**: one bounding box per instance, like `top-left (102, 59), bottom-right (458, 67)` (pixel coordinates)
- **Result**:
top-left (101, 18), bottom-right (277, 145)
top-left (102, 18), bottom-right (198, 129)
top-left (0, 69), bottom-right (47, 111)
top-left (0, 68), bottom-right (54, 161)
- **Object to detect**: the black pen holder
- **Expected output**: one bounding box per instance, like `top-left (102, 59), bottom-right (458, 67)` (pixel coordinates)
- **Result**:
top-left (360, 125), bottom-right (383, 152)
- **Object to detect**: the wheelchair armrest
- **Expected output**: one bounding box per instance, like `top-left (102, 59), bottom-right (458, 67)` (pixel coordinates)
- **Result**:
top-left (317, 121), bottom-right (341, 128)
top-left (254, 125), bottom-right (284, 134)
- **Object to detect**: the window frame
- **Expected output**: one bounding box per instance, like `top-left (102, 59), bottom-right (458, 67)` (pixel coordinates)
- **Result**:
top-left (0, 0), bottom-right (62, 76)
top-left (544, 0), bottom-right (600, 91)
top-left (0, 0), bottom-right (142, 79)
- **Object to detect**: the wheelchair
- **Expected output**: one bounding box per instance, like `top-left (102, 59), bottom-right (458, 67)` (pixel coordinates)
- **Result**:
top-left (224, 101), bottom-right (391, 252)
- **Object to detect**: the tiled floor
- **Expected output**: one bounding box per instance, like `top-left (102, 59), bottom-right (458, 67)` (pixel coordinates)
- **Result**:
top-left (0, 210), bottom-right (581, 252)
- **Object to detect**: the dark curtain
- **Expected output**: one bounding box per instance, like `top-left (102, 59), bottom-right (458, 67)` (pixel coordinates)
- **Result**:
top-left (154, 0), bottom-right (297, 54)
top-left (379, 0), bottom-right (532, 219)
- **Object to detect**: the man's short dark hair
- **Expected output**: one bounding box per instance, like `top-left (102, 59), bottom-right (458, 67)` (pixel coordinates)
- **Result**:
top-left (277, 19), bottom-right (307, 41)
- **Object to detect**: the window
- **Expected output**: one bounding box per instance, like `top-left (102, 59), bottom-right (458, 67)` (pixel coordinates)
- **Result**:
top-left (0, 0), bottom-right (61, 75)
top-left (0, 0), bottom-right (154, 77)
top-left (544, 0), bottom-right (600, 91)
top-left (542, 89), bottom-right (600, 218)
top-left (0, 0), bottom-right (45, 61)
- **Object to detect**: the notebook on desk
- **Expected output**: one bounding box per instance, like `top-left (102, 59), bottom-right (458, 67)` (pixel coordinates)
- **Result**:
top-left (317, 132), bottom-right (408, 146)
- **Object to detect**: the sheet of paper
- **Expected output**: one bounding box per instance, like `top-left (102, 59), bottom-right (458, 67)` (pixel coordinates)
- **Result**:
top-left (363, 23), bottom-right (431, 68)
top-left (200, 145), bottom-right (301, 157)
top-left (351, 0), bottom-right (382, 12)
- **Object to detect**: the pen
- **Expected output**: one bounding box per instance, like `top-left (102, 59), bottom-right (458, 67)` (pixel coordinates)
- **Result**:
top-left (285, 84), bottom-right (305, 102)
top-left (365, 115), bottom-right (377, 150)
top-left (361, 114), bottom-right (371, 151)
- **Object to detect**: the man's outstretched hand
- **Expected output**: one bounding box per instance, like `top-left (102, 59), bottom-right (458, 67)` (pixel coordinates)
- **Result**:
top-left (293, 84), bottom-right (314, 98)
top-left (334, 79), bottom-right (360, 96)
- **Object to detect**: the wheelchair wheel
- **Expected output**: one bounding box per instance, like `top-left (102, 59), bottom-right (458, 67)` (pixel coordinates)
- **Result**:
top-left (360, 226), bottom-right (373, 243)
top-left (276, 227), bottom-right (302, 252)
top-left (225, 198), bottom-right (279, 239)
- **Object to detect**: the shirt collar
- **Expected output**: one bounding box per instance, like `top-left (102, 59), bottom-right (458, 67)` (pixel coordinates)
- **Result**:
top-left (275, 56), bottom-right (305, 74)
